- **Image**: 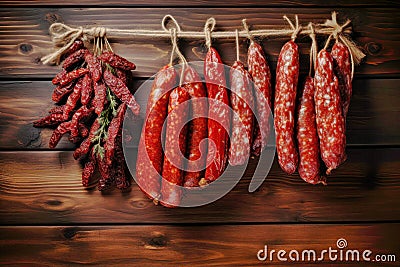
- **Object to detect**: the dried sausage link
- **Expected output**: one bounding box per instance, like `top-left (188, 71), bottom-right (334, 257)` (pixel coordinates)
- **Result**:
top-left (247, 41), bottom-right (272, 156)
top-left (136, 65), bottom-right (177, 201)
top-left (103, 70), bottom-right (140, 116)
top-left (228, 60), bottom-right (254, 166)
top-left (99, 51), bottom-right (136, 71)
top-left (331, 41), bottom-right (352, 117)
top-left (274, 40), bottom-right (299, 174)
top-left (104, 103), bottom-right (127, 165)
top-left (160, 86), bottom-right (190, 207)
top-left (182, 66), bottom-right (208, 187)
top-left (297, 77), bottom-right (325, 184)
top-left (314, 50), bottom-right (346, 174)
top-left (203, 47), bottom-right (230, 184)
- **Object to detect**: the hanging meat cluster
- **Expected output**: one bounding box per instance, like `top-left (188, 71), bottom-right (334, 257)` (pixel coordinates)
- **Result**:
top-left (275, 39), bottom-right (352, 184)
top-left (135, 35), bottom-right (354, 206)
top-left (136, 40), bottom-right (274, 207)
top-left (35, 23), bottom-right (354, 207)
top-left (135, 63), bottom-right (210, 207)
top-left (34, 40), bottom-right (139, 191)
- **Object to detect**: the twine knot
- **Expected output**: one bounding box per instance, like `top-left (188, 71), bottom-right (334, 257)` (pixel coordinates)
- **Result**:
top-left (324, 11), bottom-right (351, 40)
top-left (41, 22), bottom-right (85, 64)
top-left (163, 16), bottom-right (187, 85)
top-left (322, 12), bottom-right (366, 79)
top-left (283, 15), bottom-right (301, 41)
top-left (242, 19), bottom-right (254, 42)
top-left (204, 17), bottom-right (216, 48)
top-left (92, 26), bottom-right (107, 38)
top-left (308, 23), bottom-right (318, 76)
top-left (162, 14), bottom-right (182, 33)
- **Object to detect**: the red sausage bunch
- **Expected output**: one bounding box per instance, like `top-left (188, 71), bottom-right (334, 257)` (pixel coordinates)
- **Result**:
top-left (274, 39), bottom-right (352, 184)
top-left (135, 38), bottom-right (352, 207)
top-left (34, 40), bottom-right (139, 191)
top-left (36, 36), bottom-right (353, 206)
top-left (136, 63), bottom-right (210, 207)
top-left (136, 42), bottom-right (274, 207)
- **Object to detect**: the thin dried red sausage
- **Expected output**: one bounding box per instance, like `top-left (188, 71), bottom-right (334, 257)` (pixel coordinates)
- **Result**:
top-left (49, 121), bottom-right (71, 148)
top-left (52, 81), bottom-right (75, 103)
top-left (62, 49), bottom-right (87, 70)
top-left (33, 112), bottom-right (65, 127)
top-left (69, 105), bottom-right (93, 139)
top-left (114, 135), bottom-right (129, 190)
top-left (99, 51), bottom-right (136, 71)
top-left (59, 68), bottom-right (88, 87)
top-left (93, 81), bottom-right (107, 116)
top-left (104, 103), bottom-right (127, 165)
top-left (63, 77), bottom-right (83, 120)
top-left (63, 40), bottom-right (84, 60)
top-left (97, 154), bottom-right (113, 191)
top-left (81, 73), bottom-right (93, 106)
top-left (52, 69), bottom-right (67, 85)
top-left (84, 52), bottom-right (102, 83)
top-left (73, 118), bottom-right (100, 160)
top-left (103, 70), bottom-right (140, 116)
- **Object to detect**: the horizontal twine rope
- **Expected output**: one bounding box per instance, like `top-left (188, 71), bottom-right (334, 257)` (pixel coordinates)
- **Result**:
top-left (41, 12), bottom-right (365, 66)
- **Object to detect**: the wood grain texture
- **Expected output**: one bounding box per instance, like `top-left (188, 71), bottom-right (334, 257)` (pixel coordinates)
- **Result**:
top-left (1, 79), bottom-right (399, 150)
top-left (0, 8), bottom-right (399, 78)
top-left (0, 148), bottom-right (399, 224)
top-left (1, 0), bottom-right (399, 7)
top-left (0, 2), bottom-right (399, 266)
top-left (0, 224), bottom-right (398, 266)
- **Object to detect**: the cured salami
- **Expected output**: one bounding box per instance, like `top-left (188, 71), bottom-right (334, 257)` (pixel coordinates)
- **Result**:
top-left (136, 65), bottom-right (177, 201)
top-left (228, 61), bottom-right (254, 166)
top-left (314, 50), bottom-right (346, 174)
top-left (331, 41), bottom-right (352, 117)
top-left (274, 40), bottom-right (299, 174)
top-left (203, 47), bottom-right (230, 183)
top-left (182, 66), bottom-right (208, 187)
top-left (160, 86), bottom-right (190, 207)
top-left (247, 41), bottom-right (272, 156)
top-left (297, 77), bottom-right (325, 184)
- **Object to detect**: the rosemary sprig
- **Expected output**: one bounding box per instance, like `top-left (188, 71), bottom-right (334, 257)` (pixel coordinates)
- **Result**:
top-left (91, 38), bottom-right (119, 159)
top-left (92, 86), bottom-right (119, 159)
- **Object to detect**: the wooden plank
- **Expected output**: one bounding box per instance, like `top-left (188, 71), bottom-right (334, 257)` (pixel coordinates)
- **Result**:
top-left (0, 79), bottom-right (399, 149)
top-left (0, 8), bottom-right (399, 78)
top-left (0, 224), bottom-right (398, 266)
top-left (0, 0), bottom-right (399, 7)
top-left (0, 148), bottom-right (399, 224)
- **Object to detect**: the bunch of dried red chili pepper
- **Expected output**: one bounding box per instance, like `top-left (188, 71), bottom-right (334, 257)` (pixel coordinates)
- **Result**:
top-left (34, 39), bottom-right (139, 191)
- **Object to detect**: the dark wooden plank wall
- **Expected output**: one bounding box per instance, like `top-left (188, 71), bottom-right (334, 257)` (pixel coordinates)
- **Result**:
top-left (0, 8), bottom-right (399, 78)
top-left (1, 225), bottom-right (399, 266)
top-left (0, 1), bottom-right (399, 266)
top-left (0, 0), bottom-right (398, 6)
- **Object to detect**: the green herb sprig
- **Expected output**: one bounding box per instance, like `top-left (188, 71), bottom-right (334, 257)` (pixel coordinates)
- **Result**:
top-left (92, 86), bottom-right (119, 159)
